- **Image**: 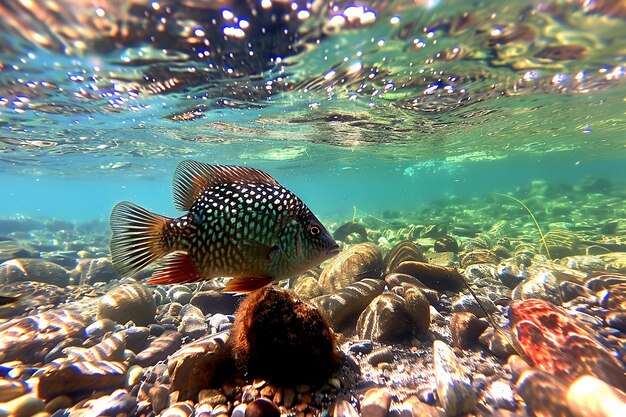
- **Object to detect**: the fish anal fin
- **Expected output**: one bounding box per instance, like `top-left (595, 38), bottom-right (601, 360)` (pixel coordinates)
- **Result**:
top-left (223, 276), bottom-right (275, 294)
top-left (148, 252), bottom-right (200, 284)
top-left (173, 160), bottom-right (279, 211)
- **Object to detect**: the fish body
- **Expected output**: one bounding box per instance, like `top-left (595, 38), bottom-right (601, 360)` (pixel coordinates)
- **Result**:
top-left (110, 160), bottom-right (339, 292)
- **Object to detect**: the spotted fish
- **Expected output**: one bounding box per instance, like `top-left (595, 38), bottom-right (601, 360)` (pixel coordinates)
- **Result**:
top-left (110, 160), bottom-right (339, 293)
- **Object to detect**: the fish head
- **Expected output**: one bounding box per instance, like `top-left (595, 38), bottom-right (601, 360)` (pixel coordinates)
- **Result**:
top-left (274, 211), bottom-right (339, 275)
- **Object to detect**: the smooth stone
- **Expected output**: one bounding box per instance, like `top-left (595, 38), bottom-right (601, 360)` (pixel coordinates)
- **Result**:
top-left (356, 293), bottom-right (413, 342)
top-left (97, 283), bottom-right (156, 326)
top-left (460, 250), bottom-right (499, 268)
top-left (478, 328), bottom-right (517, 359)
top-left (167, 285), bottom-right (193, 305)
top-left (366, 347), bottom-right (394, 366)
top-left (343, 340), bottom-right (373, 355)
top-left (332, 398), bottom-right (360, 417)
top-left (245, 398), bottom-right (279, 417)
top-left (0, 310), bottom-right (85, 363)
top-left (0, 378), bottom-right (28, 402)
top-left (43, 396), bottom-right (72, 414)
top-left (310, 278), bottom-right (385, 328)
top-left (178, 304), bottom-right (209, 339)
top-left (411, 401), bottom-right (446, 417)
top-left (512, 274), bottom-right (562, 305)
top-left (384, 241), bottom-right (426, 274)
top-left (0, 241), bottom-right (39, 263)
top-left (403, 288), bottom-right (431, 334)
top-left (318, 243), bottom-right (384, 293)
top-left (0, 259), bottom-right (69, 287)
top-left (85, 319), bottom-right (118, 339)
top-left (208, 314), bottom-right (231, 334)
top-left (190, 291), bottom-right (241, 316)
top-left (75, 258), bottom-right (119, 285)
top-left (231, 403), bottom-right (247, 417)
top-left (65, 332), bottom-right (126, 362)
top-left (161, 401), bottom-right (194, 417)
top-left (135, 330), bottom-right (183, 367)
top-left (149, 385), bottom-right (170, 414)
top-left (125, 365), bottom-right (143, 388)
top-left (567, 375), bottom-right (626, 417)
top-left (168, 332), bottom-right (230, 401)
top-left (292, 274), bottom-right (324, 299)
top-left (37, 361), bottom-right (127, 399)
top-left (393, 261), bottom-right (465, 293)
top-left (516, 369), bottom-right (571, 417)
top-left (434, 236), bottom-right (459, 253)
top-left (0, 394), bottom-right (45, 417)
top-left (606, 312), bottom-right (626, 333)
top-left (88, 389), bottom-right (137, 416)
top-left (483, 380), bottom-right (516, 411)
top-left (450, 312), bottom-right (488, 349)
top-left (433, 340), bottom-right (476, 416)
top-left (451, 294), bottom-right (497, 318)
top-left (118, 327), bottom-right (150, 353)
top-left (361, 388), bottom-right (392, 417)
top-left (425, 252), bottom-right (458, 268)
top-left (198, 389), bottom-right (226, 407)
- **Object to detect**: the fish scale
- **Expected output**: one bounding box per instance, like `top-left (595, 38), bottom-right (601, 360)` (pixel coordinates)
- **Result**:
top-left (110, 160), bottom-right (339, 293)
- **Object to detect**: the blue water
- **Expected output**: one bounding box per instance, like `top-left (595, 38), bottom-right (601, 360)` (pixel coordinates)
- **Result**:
top-left (0, 0), bottom-right (625, 224)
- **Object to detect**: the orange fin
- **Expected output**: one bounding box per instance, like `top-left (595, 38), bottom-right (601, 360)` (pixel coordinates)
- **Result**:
top-left (223, 276), bottom-right (275, 294)
top-left (148, 252), bottom-right (201, 284)
top-left (173, 160), bottom-right (279, 211)
top-left (110, 201), bottom-right (171, 277)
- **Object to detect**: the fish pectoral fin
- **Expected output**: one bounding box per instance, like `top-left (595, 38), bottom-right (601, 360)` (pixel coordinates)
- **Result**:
top-left (223, 276), bottom-right (275, 294)
top-left (148, 252), bottom-right (200, 284)
top-left (241, 239), bottom-right (274, 260)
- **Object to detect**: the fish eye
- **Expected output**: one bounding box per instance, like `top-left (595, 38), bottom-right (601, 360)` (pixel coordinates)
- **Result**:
top-left (307, 223), bottom-right (321, 236)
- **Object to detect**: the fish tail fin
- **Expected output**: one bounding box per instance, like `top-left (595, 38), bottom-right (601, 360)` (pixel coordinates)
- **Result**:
top-left (110, 201), bottom-right (172, 277)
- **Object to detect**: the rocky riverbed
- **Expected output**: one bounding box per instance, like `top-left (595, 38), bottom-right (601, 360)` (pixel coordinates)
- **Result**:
top-left (1, 178), bottom-right (625, 417)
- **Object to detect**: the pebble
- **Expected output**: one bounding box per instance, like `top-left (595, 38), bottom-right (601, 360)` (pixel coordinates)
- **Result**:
top-left (0, 259), bottom-right (69, 287)
top-left (343, 340), bottom-right (373, 355)
top-left (567, 375), bottom-right (626, 417)
top-left (149, 385), bottom-right (170, 414)
top-left (37, 360), bottom-right (127, 399)
top-left (162, 401), bottom-right (194, 417)
top-left (434, 236), bottom-right (459, 253)
top-left (198, 389), bottom-right (227, 407)
top-left (178, 304), bottom-right (209, 339)
top-left (512, 273), bottom-right (562, 305)
top-left (208, 314), bottom-right (231, 333)
top-left (118, 326), bottom-right (150, 353)
top-left (43, 396), bottom-right (72, 414)
top-left (75, 257), bottom-right (119, 285)
top-left (460, 250), bottom-right (499, 268)
top-left (65, 332), bottom-right (126, 362)
top-left (361, 388), bottom-right (392, 417)
top-left (231, 403), bottom-right (247, 417)
top-left (384, 241), bottom-right (426, 274)
top-left (318, 243), bottom-right (384, 293)
top-left (483, 380), bottom-right (516, 411)
top-left (451, 294), bottom-right (497, 318)
top-left (515, 369), bottom-right (571, 417)
top-left (410, 401), bottom-right (445, 417)
top-left (85, 319), bottom-right (118, 339)
top-left (190, 291), bottom-right (241, 315)
top-left (393, 261), bottom-right (465, 293)
top-left (310, 278), bottom-right (385, 328)
top-left (0, 378), bottom-right (28, 402)
top-left (403, 288), bottom-right (431, 334)
top-left (245, 398), bottom-right (279, 417)
top-left (0, 241), bottom-right (38, 263)
top-left (97, 283), bottom-right (157, 326)
top-left (356, 293), bottom-right (413, 342)
top-left (0, 394), bottom-right (45, 417)
top-left (366, 347), bottom-right (394, 366)
top-left (432, 340), bottom-right (476, 416)
top-left (167, 285), bottom-right (193, 305)
top-left (88, 389), bottom-right (137, 416)
top-left (332, 398), bottom-right (360, 417)
top-left (292, 273), bottom-right (324, 299)
top-left (135, 330), bottom-right (183, 367)
top-left (450, 312), bottom-right (488, 349)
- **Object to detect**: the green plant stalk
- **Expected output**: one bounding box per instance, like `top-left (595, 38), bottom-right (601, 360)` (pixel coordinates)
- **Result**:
top-left (494, 192), bottom-right (551, 260)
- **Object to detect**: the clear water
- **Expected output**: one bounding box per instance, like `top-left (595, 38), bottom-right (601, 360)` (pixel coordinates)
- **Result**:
top-left (0, 0), bottom-right (625, 224)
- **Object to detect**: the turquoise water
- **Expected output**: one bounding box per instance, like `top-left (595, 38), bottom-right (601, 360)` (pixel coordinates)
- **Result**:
top-left (0, 0), bottom-right (625, 223)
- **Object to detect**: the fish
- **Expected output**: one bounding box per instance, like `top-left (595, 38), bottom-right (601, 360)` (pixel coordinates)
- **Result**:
top-left (110, 160), bottom-right (340, 293)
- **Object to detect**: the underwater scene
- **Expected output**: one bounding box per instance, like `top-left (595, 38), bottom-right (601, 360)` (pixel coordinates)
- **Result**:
top-left (1, 0), bottom-right (626, 416)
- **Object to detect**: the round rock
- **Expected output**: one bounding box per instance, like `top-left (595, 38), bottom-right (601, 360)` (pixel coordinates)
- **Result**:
top-left (319, 243), bottom-right (383, 293)
top-left (97, 283), bottom-right (157, 326)
top-left (0, 259), bottom-right (69, 287)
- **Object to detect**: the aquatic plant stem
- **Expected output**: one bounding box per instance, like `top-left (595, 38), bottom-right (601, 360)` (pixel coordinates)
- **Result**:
top-left (494, 193), bottom-right (551, 260)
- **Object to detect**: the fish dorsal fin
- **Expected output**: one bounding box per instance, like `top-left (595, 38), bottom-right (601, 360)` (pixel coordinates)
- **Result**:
top-left (173, 160), bottom-right (279, 211)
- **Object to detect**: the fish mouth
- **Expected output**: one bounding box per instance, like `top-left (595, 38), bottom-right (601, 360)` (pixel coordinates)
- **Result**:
top-left (326, 244), bottom-right (341, 256)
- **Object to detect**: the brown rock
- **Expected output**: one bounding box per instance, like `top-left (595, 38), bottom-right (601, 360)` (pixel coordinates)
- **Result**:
top-left (319, 243), bottom-right (383, 293)
top-left (460, 249), bottom-right (499, 268)
top-left (310, 278), bottom-right (385, 328)
top-left (97, 283), bottom-right (156, 326)
top-left (361, 388), bottom-right (391, 417)
top-left (190, 290), bottom-right (242, 316)
top-left (292, 273), bottom-right (324, 299)
top-left (76, 257), bottom-right (120, 284)
top-left (567, 375), bottom-right (626, 417)
top-left (332, 398), bottom-right (360, 417)
top-left (0, 378), bottom-right (28, 402)
top-left (136, 330), bottom-right (183, 367)
top-left (394, 261), bottom-right (465, 292)
top-left (450, 312), bottom-right (488, 349)
top-left (37, 361), bottom-right (127, 399)
top-left (384, 241), bottom-right (426, 274)
top-left (516, 369), bottom-right (573, 417)
top-left (403, 288), bottom-right (431, 334)
top-left (245, 398), bottom-right (279, 417)
top-left (232, 287), bottom-right (337, 385)
top-left (0, 258), bottom-right (69, 286)
top-left (356, 293), bottom-right (412, 342)
top-left (433, 341), bottom-right (476, 416)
